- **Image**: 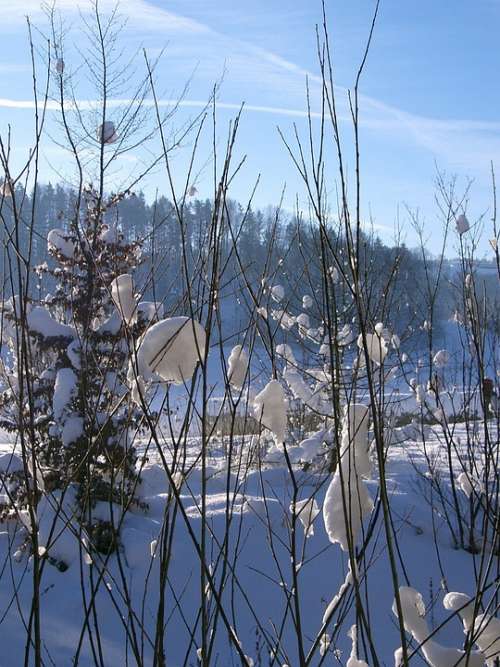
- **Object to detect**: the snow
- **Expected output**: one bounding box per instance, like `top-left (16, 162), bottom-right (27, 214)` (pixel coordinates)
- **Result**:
top-left (61, 415), bottom-right (84, 446)
top-left (358, 333), bottom-right (387, 364)
top-left (394, 586), bottom-right (485, 667)
top-left (257, 306), bottom-right (268, 319)
top-left (135, 316), bottom-right (206, 385)
top-left (358, 331), bottom-right (388, 365)
top-left (443, 592), bottom-right (475, 631)
top-left (0, 416), bottom-right (497, 665)
top-left (296, 312), bottom-right (310, 329)
top-left (98, 121), bottom-right (119, 144)
top-left (137, 300), bottom-right (164, 324)
top-left (302, 294), bottom-right (313, 309)
top-left (253, 379), bottom-right (287, 444)
top-left (0, 452), bottom-right (24, 475)
top-left (290, 429), bottom-right (328, 463)
top-left (322, 566), bottom-right (353, 625)
top-left (456, 214), bottom-right (470, 234)
top-left (97, 309), bottom-right (122, 335)
top-left (473, 615), bottom-right (500, 666)
top-left (347, 624), bottom-right (369, 667)
top-left (37, 487), bottom-right (80, 567)
top-left (290, 497), bottom-right (320, 537)
top-left (28, 306), bottom-right (75, 340)
top-left (328, 265), bottom-right (339, 282)
top-left (110, 273), bottom-right (137, 325)
top-left (270, 284), bottom-right (285, 302)
top-left (47, 228), bottom-right (74, 259)
top-left (457, 471), bottom-right (475, 497)
top-left (433, 349), bottom-right (450, 367)
top-left (338, 323), bottom-right (354, 346)
top-left (53, 367), bottom-right (78, 422)
top-left (227, 344), bottom-right (249, 389)
top-left (276, 343), bottom-right (296, 365)
top-left (66, 340), bottom-right (81, 369)
top-left (0, 180), bottom-right (12, 197)
top-left (100, 224), bottom-right (119, 244)
top-left (323, 403), bottom-right (373, 550)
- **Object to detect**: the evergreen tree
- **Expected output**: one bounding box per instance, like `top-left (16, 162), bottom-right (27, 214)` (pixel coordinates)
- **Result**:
top-left (0, 187), bottom-right (154, 558)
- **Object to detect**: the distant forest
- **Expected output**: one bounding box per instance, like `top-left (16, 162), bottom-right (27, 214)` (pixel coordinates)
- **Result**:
top-left (1, 183), bottom-right (498, 342)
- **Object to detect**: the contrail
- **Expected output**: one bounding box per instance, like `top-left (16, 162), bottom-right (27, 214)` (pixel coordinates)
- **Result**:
top-left (0, 96), bottom-right (321, 120)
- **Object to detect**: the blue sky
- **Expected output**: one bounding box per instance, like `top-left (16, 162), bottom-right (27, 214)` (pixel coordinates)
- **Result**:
top-left (0, 0), bottom-right (499, 254)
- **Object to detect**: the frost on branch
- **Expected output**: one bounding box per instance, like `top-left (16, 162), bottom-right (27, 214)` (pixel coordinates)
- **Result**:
top-left (323, 404), bottom-right (373, 551)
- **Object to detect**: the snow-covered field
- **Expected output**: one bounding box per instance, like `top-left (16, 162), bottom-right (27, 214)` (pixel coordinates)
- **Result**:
top-left (0, 417), bottom-right (492, 666)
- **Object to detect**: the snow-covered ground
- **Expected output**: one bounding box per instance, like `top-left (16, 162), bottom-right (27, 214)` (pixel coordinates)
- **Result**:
top-left (0, 418), bottom-right (492, 666)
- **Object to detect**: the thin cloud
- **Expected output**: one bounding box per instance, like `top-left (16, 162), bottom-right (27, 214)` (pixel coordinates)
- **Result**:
top-left (0, 0), bottom-right (212, 34)
top-left (1, 0), bottom-right (499, 172)
top-left (0, 96), bottom-right (317, 118)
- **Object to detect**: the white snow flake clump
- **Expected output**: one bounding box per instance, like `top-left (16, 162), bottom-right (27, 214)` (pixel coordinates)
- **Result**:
top-left (444, 591), bottom-right (500, 665)
top-left (28, 306), bottom-right (75, 340)
top-left (302, 294), bottom-right (313, 309)
top-left (347, 624), bottom-right (369, 667)
top-left (323, 403), bottom-right (373, 550)
top-left (394, 586), bottom-right (485, 667)
top-left (227, 345), bottom-right (249, 389)
top-left (290, 497), bottom-right (320, 538)
top-left (110, 274), bottom-right (137, 325)
top-left (134, 316), bottom-right (206, 386)
top-left (47, 228), bottom-right (75, 259)
top-left (253, 380), bottom-right (287, 444)
top-left (358, 331), bottom-right (388, 365)
top-left (53, 368), bottom-right (78, 422)
top-left (270, 284), bottom-right (285, 302)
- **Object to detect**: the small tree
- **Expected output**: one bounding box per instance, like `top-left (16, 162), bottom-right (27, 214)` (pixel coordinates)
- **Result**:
top-left (0, 186), bottom-right (155, 554)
